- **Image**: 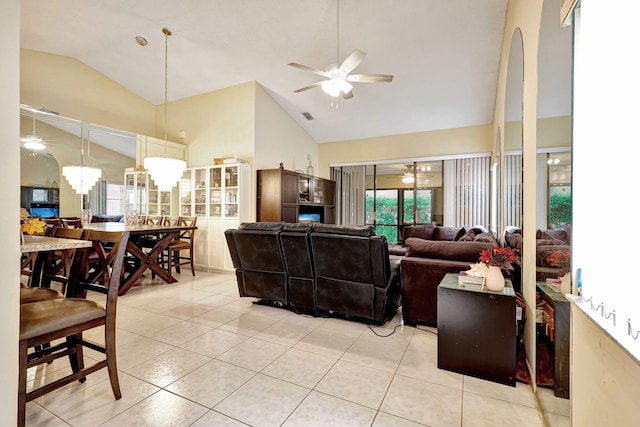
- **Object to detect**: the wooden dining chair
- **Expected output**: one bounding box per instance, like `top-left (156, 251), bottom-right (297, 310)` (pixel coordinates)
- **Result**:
top-left (145, 215), bottom-right (164, 225)
top-left (40, 226), bottom-right (86, 292)
top-left (61, 217), bottom-right (83, 229)
top-left (163, 216), bottom-right (197, 276)
top-left (18, 229), bottom-right (130, 426)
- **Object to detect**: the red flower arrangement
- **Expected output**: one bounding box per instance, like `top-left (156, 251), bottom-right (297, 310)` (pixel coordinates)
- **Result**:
top-left (480, 247), bottom-right (518, 271)
top-left (546, 250), bottom-right (570, 275)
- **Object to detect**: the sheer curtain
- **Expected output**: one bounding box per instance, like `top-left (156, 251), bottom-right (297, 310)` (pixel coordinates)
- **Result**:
top-left (443, 156), bottom-right (491, 227)
top-left (330, 165), bottom-right (365, 225)
top-left (503, 153), bottom-right (523, 228)
top-left (88, 179), bottom-right (107, 215)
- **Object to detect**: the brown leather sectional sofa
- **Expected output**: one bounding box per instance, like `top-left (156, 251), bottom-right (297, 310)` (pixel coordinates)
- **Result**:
top-left (399, 225), bottom-right (499, 325)
top-left (225, 222), bottom-right (401, 324)
top-left (504, 226), bottom-right (571, 287)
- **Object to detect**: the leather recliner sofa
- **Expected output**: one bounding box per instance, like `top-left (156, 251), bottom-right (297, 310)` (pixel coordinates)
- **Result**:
top-left (225, 222), bottom-right (401, 324)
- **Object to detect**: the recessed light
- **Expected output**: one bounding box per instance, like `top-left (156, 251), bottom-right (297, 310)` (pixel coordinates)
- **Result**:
top-left (135, 36), bottom-right (148, 46)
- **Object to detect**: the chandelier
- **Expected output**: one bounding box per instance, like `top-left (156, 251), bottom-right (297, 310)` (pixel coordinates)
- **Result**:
top-left (143, 27), bottom-right (186, 192)
top-left (62, 122), bottom-right (102, 195)
top-left (62, 166), bottom-right (102, 195)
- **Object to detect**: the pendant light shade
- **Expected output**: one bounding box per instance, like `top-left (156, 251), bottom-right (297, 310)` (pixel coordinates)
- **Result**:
top-left (144, 156), bottom-right (186, 192)
top-left (62, 166), bottom-right (102, 195)
top-left (143, 27), bottom-right (186, 191)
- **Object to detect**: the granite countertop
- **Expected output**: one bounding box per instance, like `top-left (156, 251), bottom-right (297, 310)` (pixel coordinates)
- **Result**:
top-left (21, 235), bottom-right (92, 253)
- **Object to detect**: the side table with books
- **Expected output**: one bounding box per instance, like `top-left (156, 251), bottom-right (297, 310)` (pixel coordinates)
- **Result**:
top-left (437, 273), bottom-right (517, 386)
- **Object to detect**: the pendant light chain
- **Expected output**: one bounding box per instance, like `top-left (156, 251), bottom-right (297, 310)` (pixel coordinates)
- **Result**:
top-left (336, 0), bottom-right (340, 65)
top-left (163, 27), bottom-right (171, 153)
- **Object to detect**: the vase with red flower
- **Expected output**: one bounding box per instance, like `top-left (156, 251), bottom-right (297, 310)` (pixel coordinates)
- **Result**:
top-left (480, 247), bottom-right (518, 292)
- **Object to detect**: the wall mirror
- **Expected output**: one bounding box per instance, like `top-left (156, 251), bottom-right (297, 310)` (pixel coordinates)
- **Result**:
top-left (20, 105), bottom-right (136, 217)
top-left (535, 0), bottom-right (573, 420)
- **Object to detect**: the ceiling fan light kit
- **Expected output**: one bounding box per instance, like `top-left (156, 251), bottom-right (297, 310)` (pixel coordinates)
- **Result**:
top-left (289, 0), bottom-right (393, 103)
top-left (23, 138), bottom-right (46, 151)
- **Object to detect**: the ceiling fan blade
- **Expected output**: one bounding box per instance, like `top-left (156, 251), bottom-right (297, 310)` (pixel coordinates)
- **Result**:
top-left (288, 62), bottom-right (330, 78)
top-left (339, 49), bottom-right (366, 74)
top-left (346, 73), bottom-right (394, 83)
top-left (342, 90), bottom-right (354, 100)
top-left (293, 81), bottom-right (324, 93)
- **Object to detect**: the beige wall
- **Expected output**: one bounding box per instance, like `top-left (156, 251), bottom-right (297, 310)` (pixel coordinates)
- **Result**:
top-left (162, 82), bottom-right (256, 167)
top-left (254, 84), bottom-right (318, 172)
top-left (571, 307), bottom-right (640, 426)
top-left (318, 124), bottom-right (493, 178)
top-left (21, 49), bottom-right (156, 136)
top-left (1, 1), bottom-right (20, 423)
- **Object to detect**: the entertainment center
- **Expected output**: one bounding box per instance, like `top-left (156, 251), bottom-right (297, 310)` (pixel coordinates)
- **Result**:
top-left (256, 167), bottom-right (336, 224)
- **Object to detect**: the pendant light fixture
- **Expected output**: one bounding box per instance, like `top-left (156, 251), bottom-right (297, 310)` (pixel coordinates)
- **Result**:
top-left (143, 27), bottom-right (186, 192)
top-left (62, 126), bottom-right (102, 195)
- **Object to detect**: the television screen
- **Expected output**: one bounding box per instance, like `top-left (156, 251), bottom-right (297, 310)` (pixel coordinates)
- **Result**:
top-left (30, 203), bottom-right (59, 219)
top-left (299, 213), bottom-right (321, 223)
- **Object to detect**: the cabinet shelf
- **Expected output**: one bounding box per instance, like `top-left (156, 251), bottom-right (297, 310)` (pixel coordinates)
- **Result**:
top-left (257, 168), bottom-right (335, 224)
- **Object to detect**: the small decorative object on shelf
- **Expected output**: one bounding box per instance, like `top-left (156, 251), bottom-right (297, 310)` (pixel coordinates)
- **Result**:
top-left (307, 160), bottom-right (314, 176)
top-left (479, 247), bottom-right (517, 292)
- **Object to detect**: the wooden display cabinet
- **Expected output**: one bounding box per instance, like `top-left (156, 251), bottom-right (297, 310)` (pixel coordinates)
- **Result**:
top-left (257, 167), bottom-right (336, 224)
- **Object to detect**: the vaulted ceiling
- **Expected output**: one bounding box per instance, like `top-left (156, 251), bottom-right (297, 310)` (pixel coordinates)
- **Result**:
top-left (20, 0), bottom-right (569, 144)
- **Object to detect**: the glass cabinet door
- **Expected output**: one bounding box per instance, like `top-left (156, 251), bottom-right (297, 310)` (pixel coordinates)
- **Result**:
top-left (179, 170), bottom-right (192, 217)
top-left (225, 166), bottom-right (239, 217)
top-left (210, 167), bottom-right (222, 217)
top-left (194, 168), bottom-right (207, 217)
top-left (125, 170), bottom-right (147, 215)
top-left (313, 179), bottom-right (325, 204)
top-left (147, 179), bottom-right (159, 215)
top-left (298, 176), bottom-right (310, 202)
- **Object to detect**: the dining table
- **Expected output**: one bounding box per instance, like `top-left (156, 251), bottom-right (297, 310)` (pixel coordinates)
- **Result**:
top-left (21, 235), bottom-right (93, 288)
top-left (83, 222), bottom-right (197, 295)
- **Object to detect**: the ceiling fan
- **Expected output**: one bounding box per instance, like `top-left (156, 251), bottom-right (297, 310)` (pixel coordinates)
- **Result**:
top-left (21, 109), bottom-right (54, 155)
top-left (288, 0), bottom-right (393, 100)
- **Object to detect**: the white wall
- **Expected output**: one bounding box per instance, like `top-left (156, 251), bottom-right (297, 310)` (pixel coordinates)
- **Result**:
top-left (0, 1), bottom-right (20, 423)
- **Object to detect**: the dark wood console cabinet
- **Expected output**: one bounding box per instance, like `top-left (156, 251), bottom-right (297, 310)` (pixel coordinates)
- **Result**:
top-left (437, 274), bottom-right (517, 386)
top-left (536, 282), bottom-right (570, 399)
top-left (257, 168), bottom-right (336, 224)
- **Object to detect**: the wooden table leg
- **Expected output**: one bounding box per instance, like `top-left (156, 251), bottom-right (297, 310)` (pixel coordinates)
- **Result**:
top-left (118, 231), bottom-right (180, 295)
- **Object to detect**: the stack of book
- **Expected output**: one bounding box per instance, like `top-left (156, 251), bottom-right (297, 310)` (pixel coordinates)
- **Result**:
top-left (458, 272), bottom-right (485, 287)
top-left (546, 277), bottom-right (562, 292)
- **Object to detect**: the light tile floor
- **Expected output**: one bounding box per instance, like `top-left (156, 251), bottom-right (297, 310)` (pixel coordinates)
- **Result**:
top-left (24, 271), bottom-right (570, 426)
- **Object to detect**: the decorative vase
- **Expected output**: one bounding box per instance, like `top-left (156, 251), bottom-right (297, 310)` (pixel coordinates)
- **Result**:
top-left (484, 265), bottom-right (505, 292)
top-left (560, 272), bottom-right (571, 294)
top-left (307, 161), bottom-right (314, 176)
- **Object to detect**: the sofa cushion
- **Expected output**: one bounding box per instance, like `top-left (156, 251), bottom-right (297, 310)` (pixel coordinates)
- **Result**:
top-left (402, 225), bottom-right (436, 243)
top-left (239, 222), bottom-right (284, 231)
top-left (404, 238), bottom-right (491, 262)
top-left (283, 222), bottom-right (313, 233)
top-left (433, 226), bottom-right (468, 241)
top-left (457, 229), bottom-right (477, 241)
top-left (312, 224), bottom-right (375, 237)
top-left (474, 232), bottom-right (498, 243)
top-left (505, 231), bottom-right (523, 251)
top-left (543, 229), bottom-right (571, 245)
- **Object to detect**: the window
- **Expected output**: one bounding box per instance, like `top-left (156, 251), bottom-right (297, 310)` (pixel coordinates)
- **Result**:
top-left (363, 161), bottom-right (441, 244)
